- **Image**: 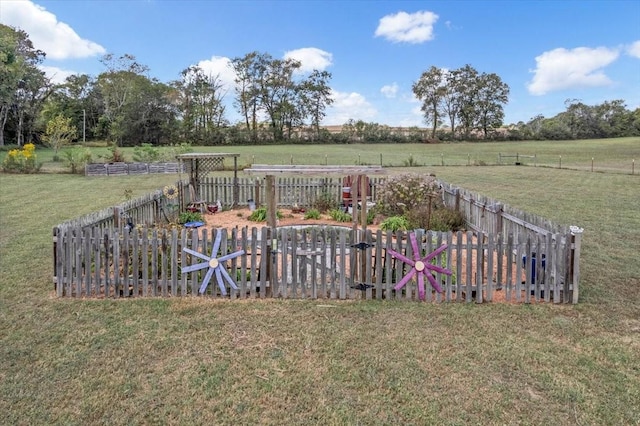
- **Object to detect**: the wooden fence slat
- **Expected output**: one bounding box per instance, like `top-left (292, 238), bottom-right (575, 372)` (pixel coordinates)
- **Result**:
top-left (142, 230), bottom-right (149, 297)
top-left (465, 231), bottom-right (473, 302)
top-left (339, 231), bottom-right (347, 299)
top-left (260, 227), bottom-right (269, 298)
top-left (151, 229), bottom-right (158, 297)
top-left (487, 232), bottom-right (495, 302)
top-left (475, 232), bottom-right (483, 304)
top-left (171, 229), bottom-right (178, 297)
top-left (250, 227), bottom-right (258, 298)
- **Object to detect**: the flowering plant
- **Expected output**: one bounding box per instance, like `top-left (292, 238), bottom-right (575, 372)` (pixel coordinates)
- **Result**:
top-left (2, 143), bottom-right (39, 173)
top-left (376, 173), bottom-right (441, 216)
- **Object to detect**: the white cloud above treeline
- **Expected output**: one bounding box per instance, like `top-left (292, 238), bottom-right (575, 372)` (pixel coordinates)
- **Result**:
top-left (627, 40), bottom-right (640, 58)
top-left (195, 56), bottom-right (237, 93)
top-left (375, 10), bottom-right (438, 44)
top-left (324, 90), bottom-right (377, 124)
top-left (0, 0), bottom-right (105, 60)
top-left (380, 83), bottom-right (399, 98)
top-left (527, 46), bottom-right (619, 95)
top-left (284, 47), bottom-right (333, 73)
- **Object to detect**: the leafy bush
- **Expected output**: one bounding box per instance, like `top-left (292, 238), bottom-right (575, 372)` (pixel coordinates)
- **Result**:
top-left (107, 146), bottom-right (126, 162)
top-left (402, 154), bottom-right (419, 167)
top-left (165, 142), bottom-right (193, 160)
top-left (178, 211), bottom-right (204, 224)
top-left (133, 143), bottom-right (161, 163)
top-left (405, 205), bottom-right (432, 230)
top-left (329, 209), bottom-right (352, 222)
top-left (429, 207), bottom-right (466, 232)
top-left (377, 173), bottom-right (442, 216)
top-left (1, 143), bottom-right (39, 173)
top-left (248, 207), bottom-right (283, 222)
top-left (311, 191), bottom-right (339, 213)
top-left (62, 146), bottom-right (92, 174)
top-left (304, 208), bottom-right (321, 220)
top-left (380, 215), bottom-right (409, 232)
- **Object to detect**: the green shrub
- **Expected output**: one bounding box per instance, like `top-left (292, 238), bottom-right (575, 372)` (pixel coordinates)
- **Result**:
top-left (1, 143), bottom-right (39, 173)
top-left (377, 173), bottom-right (442, 216)
top-left (405, 205), bottom-right (432, 230)
top-left (402, 154), bottom-right (419, 167)
top-left (329, 209), bottom-right (352, 222)
top-left (248, 207), bottom-right (283, 222)
top-left (380, 215), bottom-right (409, 232)
top-left (178, 211), bottom-right (204, 224)
top-left (304, 208), bottom-right (321, 220)
top-left (311, 191), bottom-right (339, 213)
top-left (62, 146), bottom-right (92, 174)
top-left (429, 207), bottom-right (466, 232)
top-left (133, 143), bottom-right (161, 163)
top-left (107, 146), bottom-right (126, 162)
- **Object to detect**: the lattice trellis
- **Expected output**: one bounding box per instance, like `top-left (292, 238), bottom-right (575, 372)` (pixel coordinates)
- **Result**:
top-left (182, 156), bottom-right (226, 177)
top-left (177, 153), bottom-right (241, 206)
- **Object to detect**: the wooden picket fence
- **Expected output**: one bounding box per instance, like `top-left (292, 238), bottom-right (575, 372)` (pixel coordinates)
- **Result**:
top-left (53, 225), bottom-right (579, 303)
top-left (53, 176), bottom-right (583, 303)
top-left (196, 176), bottom-right (385, 208)
top-left (85, 162), bottom-right (184, 176)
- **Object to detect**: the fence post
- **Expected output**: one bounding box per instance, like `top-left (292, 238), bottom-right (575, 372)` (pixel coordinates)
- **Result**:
top-left (570, 226), bottom-right (584, 304)
top-left (495, 203), bottom-right (503, 235)
top-left (266, 175), bottom-right (277, 228)
top-left (233, 156), bottom-right (239, 208)
top-left (454, 188), bottom-right (460, 212)
top-left (254, 178), bottom-right (261, 208)
top-left (114, 206), bottom-right (123, 229)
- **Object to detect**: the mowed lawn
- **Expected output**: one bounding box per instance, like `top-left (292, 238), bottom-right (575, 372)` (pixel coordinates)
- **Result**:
top-left (0, 139), bottom-right (639, 425)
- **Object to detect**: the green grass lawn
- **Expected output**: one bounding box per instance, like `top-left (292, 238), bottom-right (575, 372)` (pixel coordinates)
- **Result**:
top-left (3, 136), bottom-right (639, 174)
top-left (1, 139), bottom-right (639, 424)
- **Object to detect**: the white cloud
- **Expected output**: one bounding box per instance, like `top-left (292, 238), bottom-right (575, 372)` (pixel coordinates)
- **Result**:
top-left (39, 65), bottom-right (76, 84)
top-left (380, 83), bottom-right (399, 98)
top-left (284, 47), bottom-right (333, 73)
top-left (323, 90), bottom-right (377, 124)
top-left (195, 56), bottom-right (237, 93)
top-left (0, 0), bottom-right (105, 60)
top-left (374, 10), bottom-right (438, 44)
top-left (626, 40), bottom-right (640, 58)
top-left (527, 46), bottom-right (619, 95)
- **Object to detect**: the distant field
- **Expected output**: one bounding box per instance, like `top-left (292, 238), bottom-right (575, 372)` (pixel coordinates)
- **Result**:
top-left (3, 137), bottom-right (638, 175)
top-left (1, 137), bottom-right (638, 424)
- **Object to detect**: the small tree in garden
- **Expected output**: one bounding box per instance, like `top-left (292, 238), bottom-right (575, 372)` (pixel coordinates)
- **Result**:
top-left (43, 114), bottom-right (77, 160)
top-left (62, 146), bottom-right (92, 174)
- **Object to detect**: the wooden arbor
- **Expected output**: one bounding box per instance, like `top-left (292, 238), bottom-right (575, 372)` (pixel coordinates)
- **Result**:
top-left (177, 153), bottom-right (241, 207)
top-left (244, 165), bottom-right (387, 229)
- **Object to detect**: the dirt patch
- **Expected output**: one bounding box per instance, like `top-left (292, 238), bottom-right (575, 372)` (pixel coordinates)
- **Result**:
top-left (202, 207), bottom-right (380, 232)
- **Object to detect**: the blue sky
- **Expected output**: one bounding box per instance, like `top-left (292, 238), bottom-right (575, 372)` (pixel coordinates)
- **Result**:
top-left (1, 0), bottom-right (639, 127)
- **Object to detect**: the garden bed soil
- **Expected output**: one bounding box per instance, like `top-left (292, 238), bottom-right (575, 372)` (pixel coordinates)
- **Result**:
top-left (203, 207), bottom-right (381, 231)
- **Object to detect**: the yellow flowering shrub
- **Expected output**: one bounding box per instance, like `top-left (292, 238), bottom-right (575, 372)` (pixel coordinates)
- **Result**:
top-left (2, 143), bottom-right (39, 173)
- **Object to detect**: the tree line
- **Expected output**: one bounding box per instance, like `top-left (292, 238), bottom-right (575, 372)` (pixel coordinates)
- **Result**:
top-left (1, 24), bottom-right (639, 148)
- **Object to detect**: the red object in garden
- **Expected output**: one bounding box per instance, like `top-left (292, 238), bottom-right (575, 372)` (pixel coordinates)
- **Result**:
top-left (387, 232), bottom-right (452, 300)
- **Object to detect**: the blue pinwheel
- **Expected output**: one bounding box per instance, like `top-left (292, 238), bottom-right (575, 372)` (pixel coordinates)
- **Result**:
top-left (387, 232), bottom-right (452, 301)
top-left (182, 229), bottom-right (245, 296)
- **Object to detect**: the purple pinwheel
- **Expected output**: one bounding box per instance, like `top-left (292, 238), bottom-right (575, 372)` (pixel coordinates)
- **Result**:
top-left (182, 229), bottom-right (245, 296)
top-left (387, 232), bottom-right (452, 301)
